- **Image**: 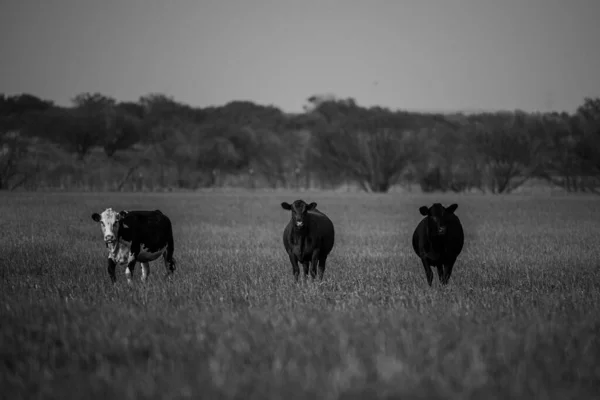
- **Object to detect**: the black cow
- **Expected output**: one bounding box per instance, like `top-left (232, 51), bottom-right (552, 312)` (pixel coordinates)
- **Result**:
top-left (281, 200), bottom-right (335, 281)
top-left (412, 203), bottom-right (464, 286)
top-left (91, 208), bottom-right (176, 284)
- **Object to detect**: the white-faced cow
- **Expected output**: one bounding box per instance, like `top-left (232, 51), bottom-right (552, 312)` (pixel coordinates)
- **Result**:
top-left (412, 203), bottom-right (464, 286)
top-left (281, 200), bottom-right (335, 281)
top-left (91, 208), bottom-right (176, 284)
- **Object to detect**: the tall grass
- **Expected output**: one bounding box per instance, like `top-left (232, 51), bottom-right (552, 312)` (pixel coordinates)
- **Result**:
top-left (1, 191), bottom-right (599, 399)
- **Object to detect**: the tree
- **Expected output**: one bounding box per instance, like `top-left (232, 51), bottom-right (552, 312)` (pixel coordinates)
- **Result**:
top-left (537, 100), bottom-right (600, 193)
top-left (0, 93), bottom-right (54, 116)
top-left (0, 94), bottom-right (55, 190)
top-left (198, 100), bottom-right (291, 187)
top-left (573, 98), bottom-right (600, 191)
top-left (39, 93), bottom-right (118, 161)
top-left (306, 95), bottom-right (429, 192)
top-left (45, 108), bottom-right (101, 161)
top-left (432, 114), bottom-right (486, 193)
top-left (196, 123), bottom-right (251, 178)
top-left (536, 113), bottom-right (585, 192)
top-left (138, 93), bottom-right (204, 132)
top-left (103, 103), bottom-right (143, 158)
top-left (0, 130), bottom-right (31, 190)
top-left (470, 111), bottom-right (543, 194)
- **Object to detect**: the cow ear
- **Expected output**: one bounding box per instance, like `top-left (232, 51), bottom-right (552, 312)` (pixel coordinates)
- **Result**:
top-left (281, 202), bottom-right (292, 210)
top-left (307, 202), bottom-right (317, 210)
top-left (446, 204), bottom-right (458, 214)
top-left (118, 210), bottom-right (128, 219)
top-left (92, 213), bottom-right (101, 222)
top-left (419, 206), bottom-right (429, 216)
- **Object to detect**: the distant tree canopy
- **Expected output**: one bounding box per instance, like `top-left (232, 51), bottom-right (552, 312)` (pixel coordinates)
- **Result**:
top-left (0, 91), bottom-right (599, 193)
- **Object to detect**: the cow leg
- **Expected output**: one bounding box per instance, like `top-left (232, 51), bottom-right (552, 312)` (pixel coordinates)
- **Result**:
top-left (420, 258), bottom-right (434, 286)
top-left (140, 262), bottom-right (150, 282)
top-left (163, 252), bottom-right (175, 276)
top-left (127, 241), bottom-right (141, 285)
top-left (125, 260), bottom-right (136, 285)
top-left (310, 250), bottom-right (320, 280)
top-left (436, 264), bottom-right (444, 283)
top-left (107, 258), bottom-right (116, 283)
top-left (164, 237), bottom-right (176, 274)
top-left (288, 253), bottom-right (300, 281)
top-left (317, 256), bottom-right (327, 281)
top-left (442, 259), bottom-right (456, 285)
top-left (302, 262), bottom-right (310, 282)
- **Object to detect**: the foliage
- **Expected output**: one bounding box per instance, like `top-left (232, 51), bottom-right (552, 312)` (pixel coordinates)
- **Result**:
top-left (468, 111), bottom-right (545, 193)
top-left (0, 130), bottom-right (31, 189)
top-left (1, 91), bottom-right (599, 193)
top-left (306, 96), bottom-right (433, 192)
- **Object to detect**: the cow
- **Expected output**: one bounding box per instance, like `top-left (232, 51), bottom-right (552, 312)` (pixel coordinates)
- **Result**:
top-left (91, 208), bottom-right (176, 284)
top-left (281, 200), bottom-right (335, 281)
top-left (412, 203), bottom-right (464, 286)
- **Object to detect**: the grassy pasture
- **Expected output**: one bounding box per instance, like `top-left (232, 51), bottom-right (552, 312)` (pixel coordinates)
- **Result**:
top-left (1, 190), bottom-right (600, 399)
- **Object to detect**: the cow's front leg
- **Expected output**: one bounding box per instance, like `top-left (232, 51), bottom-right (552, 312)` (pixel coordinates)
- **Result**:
top-left (436, 264), bottom-right (444, 283)
top-left (288, 252), bottom-right (300, 281)
top-left (442, 258), bottom-right (456, 285)
top-left (107, 258), bottom-right (116, 283)
top-left (302, 261), bottom-right (310, 281)
top-left (125, 260), bottom-right (136, 285)
top-left (140, 262), bottom-right (150, 282)
top-left (420, 257), bottom-right (434, 287)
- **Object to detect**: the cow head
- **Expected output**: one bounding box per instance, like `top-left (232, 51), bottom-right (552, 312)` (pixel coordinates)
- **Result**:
top-left (91, 208), bottom-right (128, 244)
top-left (281, 200), bottom-right (317, 229)
top-left (419, 203), bottom-right (458, 236)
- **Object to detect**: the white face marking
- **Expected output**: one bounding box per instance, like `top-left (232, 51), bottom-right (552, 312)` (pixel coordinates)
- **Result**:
top-left (98, 208), bottom-right (121, 243)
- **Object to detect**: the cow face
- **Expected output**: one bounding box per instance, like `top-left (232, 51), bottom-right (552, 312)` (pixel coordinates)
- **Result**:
top-left (91, 208), bottom-right (128, 244)
top-left (281, 200), bottom-right (317, 229)
top-left (419, 203), bottom-right (458, 236)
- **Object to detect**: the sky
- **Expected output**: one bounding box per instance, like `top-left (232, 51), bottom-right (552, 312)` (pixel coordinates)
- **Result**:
top-left (1, 0), bottom-right (599, 114)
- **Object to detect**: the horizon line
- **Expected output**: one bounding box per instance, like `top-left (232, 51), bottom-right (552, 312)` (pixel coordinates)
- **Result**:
top-left (1, 90), bottom-right (585, 116)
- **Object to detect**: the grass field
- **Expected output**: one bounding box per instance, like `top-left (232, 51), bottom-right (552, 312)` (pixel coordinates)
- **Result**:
top-left (1, 190), bottom-right (600, 399)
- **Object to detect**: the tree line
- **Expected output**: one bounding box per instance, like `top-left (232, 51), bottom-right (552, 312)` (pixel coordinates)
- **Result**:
top-left (1, 92), bottom-right (599, 193)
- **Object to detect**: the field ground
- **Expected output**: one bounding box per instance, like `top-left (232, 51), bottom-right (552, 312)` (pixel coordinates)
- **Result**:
top-left (1, 190), bottom-right (600, 399)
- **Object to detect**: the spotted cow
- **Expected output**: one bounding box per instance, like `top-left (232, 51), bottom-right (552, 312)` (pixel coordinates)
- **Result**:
top-left (91, 208), bottom-right (176, 284)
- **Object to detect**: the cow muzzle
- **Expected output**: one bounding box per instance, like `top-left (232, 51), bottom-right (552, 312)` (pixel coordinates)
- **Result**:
top-left (437, 226), bottom-right (447, 235)
top-left (104, 235), bottom-right (116, 244)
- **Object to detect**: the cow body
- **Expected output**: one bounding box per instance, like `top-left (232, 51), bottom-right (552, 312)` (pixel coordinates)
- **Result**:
top-left (92, 208), bottom-right (176, 284)
top-left (281, 200), bottom-right (335, 281)
top-left (412, 203), bottom-right (464, 286)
